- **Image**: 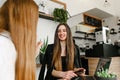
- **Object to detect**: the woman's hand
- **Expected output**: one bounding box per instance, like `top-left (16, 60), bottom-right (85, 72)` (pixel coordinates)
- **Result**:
top-left (36, 41), bottom-right (42, 57)
top-left (52, 70), bottom-right (77, 80)
top-left (74, 68), bottom-right (86, 76)
top-left (62, 70), bottom-right (77, 80)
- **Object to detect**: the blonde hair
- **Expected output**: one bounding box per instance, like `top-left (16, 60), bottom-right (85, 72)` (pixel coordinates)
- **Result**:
top-left (0, 0), bottom-right (38, 80)
top-left (0, 1), bottom-right (9, 31)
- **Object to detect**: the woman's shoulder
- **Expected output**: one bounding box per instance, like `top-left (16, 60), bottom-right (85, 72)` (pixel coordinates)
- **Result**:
top-left (0, 32), bottom-right (14, 48)
top-left (48, 44), bottom-right (54, 47)
top-left (46, 44), bottom-right (54, 52)
top-left (47, 44), bottom-right (54, 49)
top-left (0, 32), bottom-right (16, 80)
top-left (74, 44), bottom-right (80, 51)
top-left (74, 44), bottom-right (80, 55)
top-left (0, 32), bottom-right (17, 60)
top-left (0, 31), bottom-right (14, 49)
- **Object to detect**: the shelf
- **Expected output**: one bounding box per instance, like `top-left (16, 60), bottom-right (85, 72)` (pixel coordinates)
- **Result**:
top-left (74, 31), bottom-right (95, 41)
top-left (110, 32), bottom-right (117, 34)
top-left (73, 36), bottom-right (96, 41)
top-left (75, 31), bottom-right (95, 35)
top-left (76, 22), bottom-right (97, 33)
top-left (83, 13), bottom-right (102, 27)
top-left (39, 12), bottom-right (54, 21)
top-left (75, 31), bottom-right (86, 34)
top-left (80, 22), bottom-right (98, 29)
top-left (39, 12), bottom-right (60, 22)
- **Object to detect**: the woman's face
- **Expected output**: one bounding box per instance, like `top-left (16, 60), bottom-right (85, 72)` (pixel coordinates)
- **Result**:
top-left (57, 25), bottom-right (67, 41)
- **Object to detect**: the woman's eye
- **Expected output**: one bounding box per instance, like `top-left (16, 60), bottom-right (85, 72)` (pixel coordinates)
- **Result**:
top-left (58, 30), bottom-right (61, 33)
top-left (58, 29), bottom-right (66, 33)
top-left (63, 29), bottom-right (66, 32)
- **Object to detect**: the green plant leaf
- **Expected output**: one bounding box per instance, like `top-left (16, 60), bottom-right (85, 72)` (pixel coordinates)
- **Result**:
top-left (40, 36), bottom-right (48, 54)
top-left (96, 68), bottom-right (116, 78)
top-left (53, 8), bottom-right (69, 23)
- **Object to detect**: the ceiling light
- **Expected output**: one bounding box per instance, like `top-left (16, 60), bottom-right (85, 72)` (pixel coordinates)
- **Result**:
top-left (103, 0), bottom-right (110, 7)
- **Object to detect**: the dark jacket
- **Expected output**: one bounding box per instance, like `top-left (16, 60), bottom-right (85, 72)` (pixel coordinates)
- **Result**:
top-left (38, 44), bottom-right (82, 80)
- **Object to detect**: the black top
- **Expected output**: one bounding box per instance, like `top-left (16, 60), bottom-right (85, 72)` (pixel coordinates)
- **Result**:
top-left (61, 56), bottom-right (67, 71)
top-left (38, 44), bottom-right (82, 80)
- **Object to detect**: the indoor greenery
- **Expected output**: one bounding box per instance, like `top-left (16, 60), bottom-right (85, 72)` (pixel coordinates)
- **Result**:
top-left (96, 68), bottom-right (117, 78)
top-left (40, 36), bottom-right (48, 54)
top-left (53, 8), bottom-right (69, 23)
top-left (36, 36), bottom-right (48, 64)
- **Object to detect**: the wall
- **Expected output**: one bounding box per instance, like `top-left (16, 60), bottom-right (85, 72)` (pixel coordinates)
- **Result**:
top-left (60, 0), bottom-right (120, 18)
top-left (36, 18), bottom-right (58, 44)
top-left (102, 16), bottom-right (120, 43)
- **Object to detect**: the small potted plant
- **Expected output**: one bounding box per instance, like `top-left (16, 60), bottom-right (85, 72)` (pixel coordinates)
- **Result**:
top-left (53, 8), bottom-right (70, 23)
top-left (95, 68), bottom-right (117, 80)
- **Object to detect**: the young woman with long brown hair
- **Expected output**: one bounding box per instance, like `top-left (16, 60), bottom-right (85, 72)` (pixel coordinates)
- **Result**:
top-left (39, 23), bottom-right (85, 80)
top-left (0, 0), bottom-right (40, 80)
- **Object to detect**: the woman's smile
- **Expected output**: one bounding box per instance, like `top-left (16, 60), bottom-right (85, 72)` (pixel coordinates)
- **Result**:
top-left (58, 25), bottom-right (67, 41)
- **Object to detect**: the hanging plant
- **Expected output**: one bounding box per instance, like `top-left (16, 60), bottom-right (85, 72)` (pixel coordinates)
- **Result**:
top-left (53, 8), bottom-right (69, 23)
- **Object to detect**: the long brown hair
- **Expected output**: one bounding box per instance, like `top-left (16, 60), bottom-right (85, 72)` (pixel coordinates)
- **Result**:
top-left (0, 1), bottom-right (9, 31)
top-left (52, 23), bottom-right (74, 71)
top-left (0, 0), bottom-right (38, 80)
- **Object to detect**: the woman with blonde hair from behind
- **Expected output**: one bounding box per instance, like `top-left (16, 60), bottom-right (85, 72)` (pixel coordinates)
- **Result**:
top-left (0, 0), bottom-right (39, 80)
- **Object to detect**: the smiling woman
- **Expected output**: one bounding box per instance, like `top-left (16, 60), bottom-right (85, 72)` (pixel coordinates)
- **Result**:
top-left (39, 23), bottom-right (85, 80)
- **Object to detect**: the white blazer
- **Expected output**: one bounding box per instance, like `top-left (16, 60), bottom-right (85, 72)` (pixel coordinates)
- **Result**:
top-left (0, 31), bottom-right (16, 80)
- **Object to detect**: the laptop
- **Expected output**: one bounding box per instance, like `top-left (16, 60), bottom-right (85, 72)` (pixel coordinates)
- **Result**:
top-left (72, 58), bottom-right (111, 80)
top-left (94, 57), bottom-right (111, 76)
top-left (72, 76), bottom-right (96, 80)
